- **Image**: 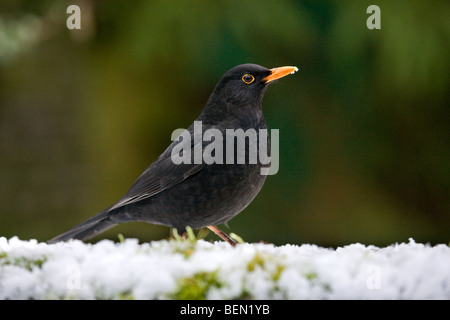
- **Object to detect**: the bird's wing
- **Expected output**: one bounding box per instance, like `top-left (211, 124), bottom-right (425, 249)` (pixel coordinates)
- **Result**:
top-left (107, 127), bottom-right (206, 212)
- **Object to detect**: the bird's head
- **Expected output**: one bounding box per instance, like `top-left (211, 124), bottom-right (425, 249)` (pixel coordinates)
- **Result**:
top-left (212, 63), bottom-right (298, 106)
top-left (200, 63), bottom-right (297, 125)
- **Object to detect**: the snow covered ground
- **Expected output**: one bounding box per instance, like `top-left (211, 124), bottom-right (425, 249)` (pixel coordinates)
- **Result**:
top-left (0, 236), bottom-right (449, 299)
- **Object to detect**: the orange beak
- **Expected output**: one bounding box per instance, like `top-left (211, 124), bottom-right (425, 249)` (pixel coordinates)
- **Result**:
top-left (263, 66), bottom-right (299, 84)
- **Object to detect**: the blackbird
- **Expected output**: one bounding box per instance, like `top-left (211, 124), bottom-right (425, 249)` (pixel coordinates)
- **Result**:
top-left (49, 63), bottom-right (298, 245)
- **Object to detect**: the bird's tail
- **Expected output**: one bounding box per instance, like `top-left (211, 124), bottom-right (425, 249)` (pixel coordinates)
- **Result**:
top-left (48, 210), bottom-right (117, 244)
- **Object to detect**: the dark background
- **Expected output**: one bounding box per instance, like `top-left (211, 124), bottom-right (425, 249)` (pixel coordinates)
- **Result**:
top-left (0, 0), bottom-right (448, 247)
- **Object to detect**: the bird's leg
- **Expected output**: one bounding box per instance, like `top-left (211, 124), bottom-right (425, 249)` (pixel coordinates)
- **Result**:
top-left (207, 225), bottom-right (237, 247)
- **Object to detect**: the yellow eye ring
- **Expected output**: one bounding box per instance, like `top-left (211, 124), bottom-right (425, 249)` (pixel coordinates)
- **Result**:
top-left (242, 74), bottom-right (255, 84)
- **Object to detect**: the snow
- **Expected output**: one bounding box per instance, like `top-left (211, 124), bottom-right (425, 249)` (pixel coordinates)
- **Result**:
top-left (0, 236), bottom-right (449, 299)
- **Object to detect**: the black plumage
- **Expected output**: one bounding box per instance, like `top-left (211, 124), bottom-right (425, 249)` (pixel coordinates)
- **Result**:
top-left (49, 63), bottom-right (297, 245)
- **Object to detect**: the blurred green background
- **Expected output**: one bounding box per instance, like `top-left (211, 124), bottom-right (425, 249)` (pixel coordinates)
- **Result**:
top-left (0, 0), bottom-right (448, 247)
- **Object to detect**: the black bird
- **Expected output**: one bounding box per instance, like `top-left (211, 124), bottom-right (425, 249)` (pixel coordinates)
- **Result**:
top-left (49, 63), bottom-right (298, 245)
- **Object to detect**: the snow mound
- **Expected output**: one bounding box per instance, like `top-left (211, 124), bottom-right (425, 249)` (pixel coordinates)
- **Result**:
top-left (0, 237), bottom-right (449, 299)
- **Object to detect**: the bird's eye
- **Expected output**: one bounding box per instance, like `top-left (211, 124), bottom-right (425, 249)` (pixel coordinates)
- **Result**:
top-left (242, 74), bottom-right (255, 84)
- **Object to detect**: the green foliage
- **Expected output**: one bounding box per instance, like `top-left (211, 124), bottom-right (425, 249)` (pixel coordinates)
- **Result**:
top-left (305, 272), bottom-right (318, 281)
top-left (247, 252), bottom-right (266, 272)
top-left (170, 227), bottom-right (199, 258)
top-left (246, 251), bottom-right (287, 290)
top-left (117, 291), bottom-right (135, 300)
top-left (230, 233), bottom-right (245, 245)
top-left (0, 251), bottom-right (47, 271)
top-left (272, 264), bottom-right (285, 282)
top-left (117, 233), bottom-right (125, 243)
top-left (185, 226), bottom-right (196, 243)
top-left (172, 271), bottom-right (222, 300)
